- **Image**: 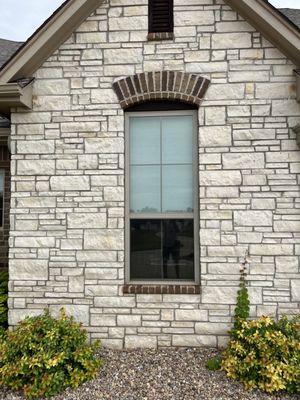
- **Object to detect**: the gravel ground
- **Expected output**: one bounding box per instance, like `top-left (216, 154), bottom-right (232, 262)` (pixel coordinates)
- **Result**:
top-left (0, 348), bottom-right (298, 400)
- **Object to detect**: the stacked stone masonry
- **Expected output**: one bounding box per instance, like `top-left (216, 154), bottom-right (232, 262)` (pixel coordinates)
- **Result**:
top-left (8, 0), bottom-right (300, 349)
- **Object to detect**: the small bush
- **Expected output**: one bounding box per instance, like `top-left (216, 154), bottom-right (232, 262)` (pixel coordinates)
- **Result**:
top-left (222, 315), bottom-right (300, 394)
top-left (0, 270), bottom-right (8, 331)
top-left (206, 356), bottom-right (222, 371)
top-left (0, 309), bottom-right (102, 399)
top-left (232, 253), bottom-right (250, 334)
top-left (233, 286), bottom-right (249, 330)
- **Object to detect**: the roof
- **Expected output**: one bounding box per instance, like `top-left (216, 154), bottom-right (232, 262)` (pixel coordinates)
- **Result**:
top-left (279, 8), bottom-right (300, 29)
top-left (0, 39), bottom-right (23, 69)
top-left (0, 38), bottom-right (24, 121)
top-left (0, 0), bottom-right (299, 113)
top-left (0, 0), bottom-right (101, 83)
top-left (0, 3), bottom-right (299, 78)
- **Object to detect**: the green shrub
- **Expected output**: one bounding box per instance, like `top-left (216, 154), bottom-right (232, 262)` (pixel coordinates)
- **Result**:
top-left (233, 285), bottom-right (249, 330)
top-left (232, 254), bottom-right (250, 334)
top-left (0, 270), bottom-right (8, 331)
top-left (222, 315), bottom-right (300, 394)
top-left (0, 309), bottom-right (102, 399)
top-left (206, 356), bottom-right (222, 371)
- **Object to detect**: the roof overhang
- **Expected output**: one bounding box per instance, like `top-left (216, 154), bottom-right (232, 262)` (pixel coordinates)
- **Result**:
top-left (1, 0), bottom-right (300, 85)
top-left (0, 81), bottom-right (33, 116)
top-left (224, 0), bottom-right (300, 66)
top-left (0, 0), bottom-right (102, 83)
top-left (0, 0), bottom-right (300, 117)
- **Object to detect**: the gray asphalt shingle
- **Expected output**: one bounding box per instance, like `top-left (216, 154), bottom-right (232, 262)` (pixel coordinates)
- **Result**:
top-left (0, 38), bottom-right (23, 69)
top-left (279, 8), bottom-right (300, 29)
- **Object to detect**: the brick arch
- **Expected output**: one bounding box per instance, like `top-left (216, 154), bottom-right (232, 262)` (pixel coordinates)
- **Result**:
top-left (112, 71), bottom-right (210, 109)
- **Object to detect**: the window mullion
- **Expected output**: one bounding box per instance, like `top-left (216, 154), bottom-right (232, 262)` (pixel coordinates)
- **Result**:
top-left (130, 213), bottom-right (194, 219)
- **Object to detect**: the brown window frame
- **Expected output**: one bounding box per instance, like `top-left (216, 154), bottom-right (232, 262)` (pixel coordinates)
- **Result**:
top-left (125, 110), bottom-right (200, 286)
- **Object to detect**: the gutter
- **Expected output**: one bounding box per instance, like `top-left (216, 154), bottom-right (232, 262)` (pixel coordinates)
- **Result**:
top-left (0, 80), bottom-right (33, 117)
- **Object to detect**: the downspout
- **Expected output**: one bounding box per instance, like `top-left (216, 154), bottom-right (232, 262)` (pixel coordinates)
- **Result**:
top-left (295, 69), bottom-right (300, 103)
top-left (292, 124), bottom-right (300, 148)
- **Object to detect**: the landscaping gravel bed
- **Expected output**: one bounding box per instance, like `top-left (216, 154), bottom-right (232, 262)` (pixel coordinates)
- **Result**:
top-left (1, 348), bottom-right (298, 400)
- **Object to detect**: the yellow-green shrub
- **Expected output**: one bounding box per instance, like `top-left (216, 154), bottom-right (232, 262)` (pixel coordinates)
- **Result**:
top-left (222, 315), bottom-right (300, 394)
top-left (0, 309), bottom-right (101, 399)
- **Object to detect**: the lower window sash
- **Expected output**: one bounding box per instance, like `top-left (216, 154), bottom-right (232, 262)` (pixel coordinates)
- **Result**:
top-left (130, 218), bottom-right (195, 281)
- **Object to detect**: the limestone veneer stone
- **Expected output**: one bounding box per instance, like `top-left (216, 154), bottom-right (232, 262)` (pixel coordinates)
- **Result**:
top-left (8, 0), bottom-right (300, 349)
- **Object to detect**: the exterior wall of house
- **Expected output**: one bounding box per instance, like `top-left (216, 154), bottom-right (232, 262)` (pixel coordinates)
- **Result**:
top-left (8, 0), bottom-right (300, 348)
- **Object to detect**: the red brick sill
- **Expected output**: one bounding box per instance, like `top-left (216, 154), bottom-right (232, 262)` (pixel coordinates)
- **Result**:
top-left (147, 32), bottom-right (174, 41)
top-left (123, 284), bottom-right (200, 295)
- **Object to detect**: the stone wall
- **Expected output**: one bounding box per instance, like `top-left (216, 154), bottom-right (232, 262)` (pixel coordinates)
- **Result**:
top-left (8, 0), bottom-right (300, 348)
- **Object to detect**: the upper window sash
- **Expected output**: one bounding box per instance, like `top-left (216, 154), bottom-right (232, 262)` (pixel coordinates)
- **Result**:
top-left (129, 115), bottom-right (194, 215)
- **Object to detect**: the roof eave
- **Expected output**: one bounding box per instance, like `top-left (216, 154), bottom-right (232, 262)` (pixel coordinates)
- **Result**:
top-left (224, 0), bottom-right (300, 66)
top-left (0, 0), bottom-right (102, 83)
top-left (0, 82), bottom-right (33, 116)
top-left (0, 0), bottom-right (300, 105)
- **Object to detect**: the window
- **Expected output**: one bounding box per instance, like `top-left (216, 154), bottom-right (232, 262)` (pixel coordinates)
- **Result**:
top-left (149, 0), bottom-right (174, 34)
top-left (126, 111), bottom-right (198, 283)
top-left (0, 170), bottom-right (4, 228)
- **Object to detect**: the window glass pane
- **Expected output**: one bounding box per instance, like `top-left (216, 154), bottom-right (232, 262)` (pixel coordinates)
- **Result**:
top-left (130, 219), bottom-right (162, 280)
top-left (162, 164), bottom-right (193, 212)
top-left (162, 116), bottom-right (193, 164)
top-left (162, 219), bottom-right (194, 280)
top-left (130, 117), bottom-right (161, 165)
top-left (130, 166), bottom-right (161, 213)
top-left (130, 219), bottom-right (194, 281)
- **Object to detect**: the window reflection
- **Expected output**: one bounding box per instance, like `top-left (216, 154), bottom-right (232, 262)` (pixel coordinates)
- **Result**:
top-left (130, 219), bottom-right (194, 281)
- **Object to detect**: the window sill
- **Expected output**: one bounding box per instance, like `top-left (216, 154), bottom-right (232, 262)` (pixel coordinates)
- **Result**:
top-left (123, 284), bottom-right (200, 295)
top-left (147, 32), bottom-right (174, 41)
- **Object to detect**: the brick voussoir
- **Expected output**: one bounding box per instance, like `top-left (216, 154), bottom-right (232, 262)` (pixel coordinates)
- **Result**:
top-left (113, 71), bottom-right (211, 109)
top-left (112, 81), bottom-right (124, 102)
